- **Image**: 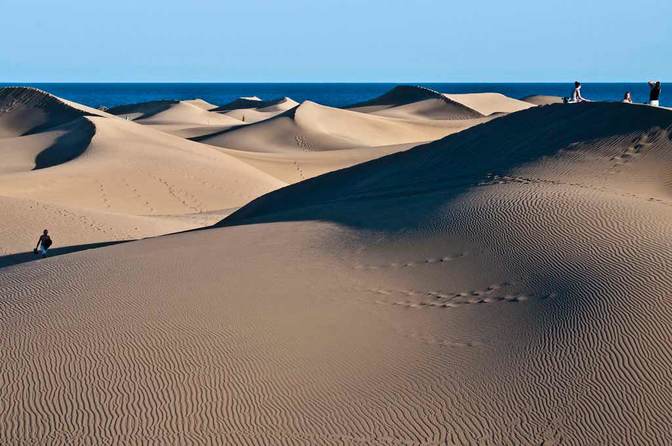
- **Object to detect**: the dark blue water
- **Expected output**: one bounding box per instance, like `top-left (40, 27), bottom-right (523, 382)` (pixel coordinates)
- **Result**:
top-left (0, 83), bottom-right (663, 108)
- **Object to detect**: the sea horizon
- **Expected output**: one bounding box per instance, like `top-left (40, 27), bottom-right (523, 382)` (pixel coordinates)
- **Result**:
top-left (1, 82), bottom-right (664, 108)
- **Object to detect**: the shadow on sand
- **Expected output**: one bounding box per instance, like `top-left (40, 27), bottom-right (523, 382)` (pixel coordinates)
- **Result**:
top-left (0, 241), bottom-right (129, 270)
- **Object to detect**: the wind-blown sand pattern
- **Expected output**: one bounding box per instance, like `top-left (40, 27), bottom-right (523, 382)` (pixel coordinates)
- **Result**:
top-left (2, 86), bottom-right (672, 444)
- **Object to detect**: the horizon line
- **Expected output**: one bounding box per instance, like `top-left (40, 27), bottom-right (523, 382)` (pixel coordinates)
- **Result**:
top-left (1, 81), bottom-right (667, 85)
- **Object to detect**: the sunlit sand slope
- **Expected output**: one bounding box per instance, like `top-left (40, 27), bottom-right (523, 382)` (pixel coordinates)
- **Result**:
top-left (197, 99), bottom-right (486, 153)
top-left (0, 88), bottom-right (284, 262)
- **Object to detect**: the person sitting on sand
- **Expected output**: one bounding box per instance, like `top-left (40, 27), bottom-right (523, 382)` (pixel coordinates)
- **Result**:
top-left (34, 229), bottom-right (52, 258)
top-left (648, 81), bottom-right (661, 106)
top-left (623, 91), bottom-right (633, 103)
top-left (569, 81), bottom-right (590, 103)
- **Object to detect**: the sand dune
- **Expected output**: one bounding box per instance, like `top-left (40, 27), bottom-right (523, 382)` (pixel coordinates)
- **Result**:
top-left (347, 85), bottom-right (485, 119)
top-left (3, 85), bottom-right (522, 262)
top-left (0, 87), bottom-right (90, 137)
top-left (0, 118), bottom-right (92, 174)
top-left (197, 99), bottom-right (488, 153)
top-left (197, 87), bottom-right (527, 180)
top-left (0, 115), bottom-right (283, 214)
top-left (3, 101), bottom-right (672, 444)
top-left (0, 87), bottom-right (284, 262)
top-left (183, 98), bottom-right (218, 110)
top-left (107, 97), bottom-right (300, 138)
top-left (227, 102), bottom-right (672, 225)
top-left (214, 96), bottom-right (300, 123)
top-left (347, 85), bottom-right (532, 119)
top-left (215, 96), bottom-right (299, 112)
top-left (109, 99), bottom-right (244, 138)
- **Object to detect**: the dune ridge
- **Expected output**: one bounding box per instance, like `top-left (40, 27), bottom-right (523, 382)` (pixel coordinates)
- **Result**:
top-left (347, 85), bottom-right (485, 119)
top-left (197, 99), bottom-right (488, 153)
top-left (346, 85), bottom-right (533, 120)
top-left (0, 87), bottom-right (91, 137)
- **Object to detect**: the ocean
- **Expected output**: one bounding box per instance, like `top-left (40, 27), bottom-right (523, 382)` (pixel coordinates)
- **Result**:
top-left (0, 83), bottom-right (663, 108)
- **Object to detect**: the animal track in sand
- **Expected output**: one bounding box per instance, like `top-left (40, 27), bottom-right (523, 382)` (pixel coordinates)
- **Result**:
top-left (397, 330), bottom-right (486, 348)
top-left (183, 171), bottom-right (226, 191)
top-left (122, 179), bottom-right (155, 213)
top-left (480, 173), bottom-right (672, 208)
top-left (152, 175), bottom-right (203, 213)
top-left (97, 182), bottom-right (112, 209)
top-left (362, 282), bottom-right (556, 310)
top-left (292, 161), bottom-right (306, 180)
top-left (609, 134), bottom-right (651, 172)
top-left (353, 252), bottom-right (468, 270)
top-left (295, 135), bottom-right (312, 152)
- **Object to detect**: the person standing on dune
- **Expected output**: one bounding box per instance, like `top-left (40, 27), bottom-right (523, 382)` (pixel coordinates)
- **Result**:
top-left (34, 229), bottom-right (52, 257)
top-left (648, 81), bottom-right (661, 106)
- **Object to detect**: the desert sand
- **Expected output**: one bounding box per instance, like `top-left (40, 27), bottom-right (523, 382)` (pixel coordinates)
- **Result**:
top-left (0, 87), bottom-right (284, 264)
top-left (0, 85), bottom-right (500, 262)
top-left (2, 85), bottom-right (672, 445)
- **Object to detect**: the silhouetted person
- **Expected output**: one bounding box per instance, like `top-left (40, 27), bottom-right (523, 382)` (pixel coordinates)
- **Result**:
top-left (623, 91), bottom-right (633, 103)
top-left (648, 81), bottom-right (661, 106)
top-left (34, 229), bottom-right (52, 257)
top-left (570, 81), bottom-right (590, 103)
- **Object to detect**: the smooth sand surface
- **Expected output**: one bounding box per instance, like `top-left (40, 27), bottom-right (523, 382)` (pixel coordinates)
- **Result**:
top-left (442, 92), bottom-right (533, 115)
top-left (6, 88), bottom-right (669, 444)
top-left (218, 142), bottom-right (419, 183)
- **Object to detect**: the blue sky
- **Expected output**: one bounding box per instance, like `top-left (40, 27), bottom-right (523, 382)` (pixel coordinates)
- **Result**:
top-left (2, 0), bottom-right (670, 82)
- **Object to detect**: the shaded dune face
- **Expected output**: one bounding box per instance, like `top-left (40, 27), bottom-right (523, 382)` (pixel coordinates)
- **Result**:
top-left (0, 87), bottom-right (87, 137)
top-left (108, 100), bottom-right (245, 138)
top-left (346, 85), bottom-right (485, 119)
top-left (213, 97), bottom-right (300, 125)
top-left (107, 100), bottom-right (180, 120)
top-left (223, 102), bottom-right (672, 229)
top-left (347, 85), bottom-right (533, 120)
top-left (33, 117), bottom-right (96, 169)
top-left (213, 96), bottom-right (297, 112)
top-left (0, 88), bottom-right (96, 171)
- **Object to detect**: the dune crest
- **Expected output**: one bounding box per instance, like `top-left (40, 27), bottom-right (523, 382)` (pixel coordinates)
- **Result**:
top-left (347, 85), bottom-right (485, 119)
top-left (197, 98), bottom-right (488, 153)
top-left (0, 87), bottom-right (89, 137)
